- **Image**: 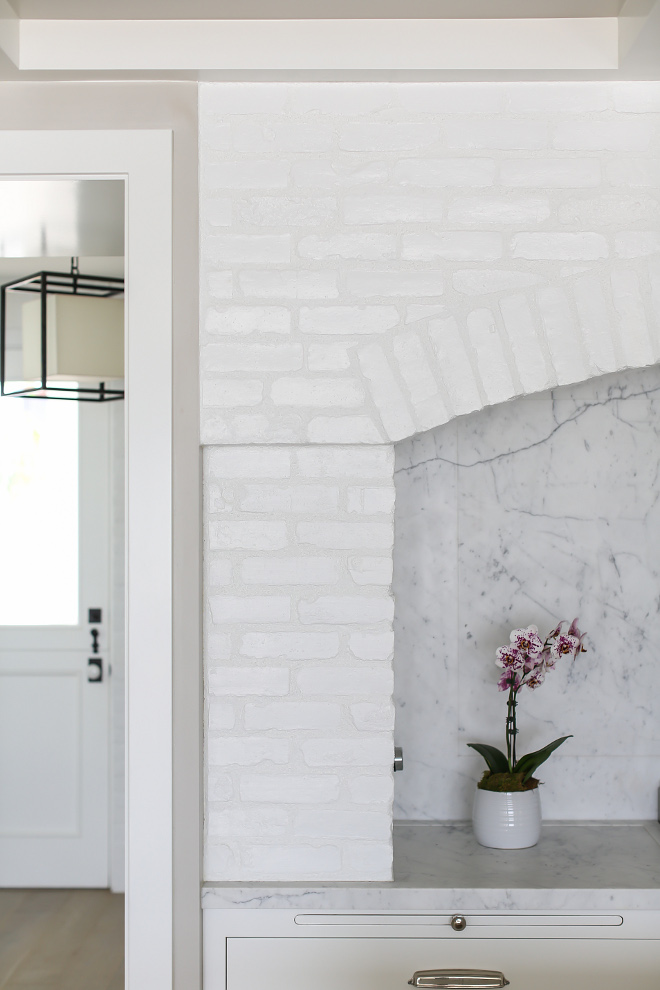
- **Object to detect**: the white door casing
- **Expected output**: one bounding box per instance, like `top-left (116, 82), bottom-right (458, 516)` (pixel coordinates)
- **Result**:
top-left (0, 398), bottom-right (111, 887)
top-left (0, 130), bottom-right (174, 990)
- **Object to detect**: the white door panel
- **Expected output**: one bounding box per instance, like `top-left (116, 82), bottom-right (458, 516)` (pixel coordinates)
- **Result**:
top-left (0, 399), bottom-right (111, 887)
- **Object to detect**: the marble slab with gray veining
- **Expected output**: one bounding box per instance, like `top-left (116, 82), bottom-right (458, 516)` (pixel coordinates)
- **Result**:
top-left (202, 820), bottom-right (660, 912)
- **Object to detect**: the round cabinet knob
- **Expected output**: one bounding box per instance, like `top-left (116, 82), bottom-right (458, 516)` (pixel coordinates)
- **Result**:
top-left (451, 915), bottom-right (467, 932)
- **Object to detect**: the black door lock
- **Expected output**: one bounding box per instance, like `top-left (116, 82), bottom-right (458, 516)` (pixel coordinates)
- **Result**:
top-left (87, 657), bottom-right (103, 683)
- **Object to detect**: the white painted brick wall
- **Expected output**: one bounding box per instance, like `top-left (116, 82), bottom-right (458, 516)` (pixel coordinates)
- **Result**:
top-left (200, 81), bottom-right (660, 883)
top-left (204, 444), bottom-right (395, 881)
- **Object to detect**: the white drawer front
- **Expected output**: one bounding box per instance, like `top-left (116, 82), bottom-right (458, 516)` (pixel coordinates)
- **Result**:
top-left (226, 936), bottom-right (660, 990)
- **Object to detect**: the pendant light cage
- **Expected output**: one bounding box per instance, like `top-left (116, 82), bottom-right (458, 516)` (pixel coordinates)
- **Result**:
top-left (0, 259), bottom-right (125, 402)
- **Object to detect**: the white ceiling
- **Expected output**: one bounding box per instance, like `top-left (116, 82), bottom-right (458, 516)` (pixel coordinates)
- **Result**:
top-left (10, 0), bottom-right (626, 18)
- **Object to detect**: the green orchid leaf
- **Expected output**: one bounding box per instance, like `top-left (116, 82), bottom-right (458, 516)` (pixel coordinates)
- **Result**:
top-left (467, 743), bottom-right (509, 774)
top-left (513, 735), bottom-right (573, 782)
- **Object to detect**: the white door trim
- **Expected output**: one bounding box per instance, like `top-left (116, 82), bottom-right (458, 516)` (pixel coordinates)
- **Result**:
top-left (0, 130), bottom-right (174, 990)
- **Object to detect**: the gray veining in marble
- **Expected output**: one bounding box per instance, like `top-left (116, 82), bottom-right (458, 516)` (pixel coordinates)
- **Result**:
top-left (393, 366), bottom-right (660, 822)
top-left (202, 821), bottom-right (660, 912)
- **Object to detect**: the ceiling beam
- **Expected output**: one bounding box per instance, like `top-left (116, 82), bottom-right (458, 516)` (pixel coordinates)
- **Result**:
top-left (1, 17), bottom-right (619, 72)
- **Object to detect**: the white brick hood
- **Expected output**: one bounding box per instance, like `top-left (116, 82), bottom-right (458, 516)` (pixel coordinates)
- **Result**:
top-left (199, 81), bottom-right (660, 882)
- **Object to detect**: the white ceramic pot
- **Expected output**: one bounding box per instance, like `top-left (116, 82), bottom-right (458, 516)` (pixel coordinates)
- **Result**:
top-left (472, 787), bottom-right (542, 849)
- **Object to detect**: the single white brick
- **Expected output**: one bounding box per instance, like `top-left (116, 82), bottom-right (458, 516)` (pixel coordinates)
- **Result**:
top-left (207, 447), bottom-right (291, 479)
top-left (242, 844), bottom-right (341, 876)
top-left (348, 630), bottom-right (394, 661)
top-left (232, 120), bottom-right (334, 153)
top-left (203, 161), bottom-right (290, 189)
top-left (237, 196), bottom-right (337, 227)
top-left (346, 487), bottom-right (395, 515)
top-left (207, 807), bottom-right (289, 839)
top-left (553, 118), bottom-right (653, 151)
top-left (396, 83), bottom-right (506, 114)
top-left (536, 286), bottom-right (589, 386)
top-left (201, 83), bottom-right (288, 114)
top-left (300, 306), bottom-right (399, 335)
top-left (206, 631), bottom-right (232, 662)
top-left (206, 198), bottom-right (232, 227)
top-left (615, 232), bottom-right (660, 259)
top-left (307, 417), bottom-right (383, 444)
top-left (511, 233), bottom-right (608, 261)
top-left (343, 195), bottom-right (445, 225)
top-left (466, 308), bottom-right (516, 406)
top-left (447, 196), bottom-right (551, 226)
top-left (610, 269), bottom-right (655, 367)
top-left (343, 842), bottom-right (392, 878)
top-left (208, 736), bottom-right (289, 766)
top-left (210, 596), bottom-right (291, 624)
top-left (573, 274), bottom-right (618, 373)
top-left (558, 194), bottom-right (660, 227)
top-left (202, 123), bottom-right (232, 152)
top-left (294, 809), bottom-right (391, 839)
top-left (202, 343), bottom-right (303, 373)
top-left (402, 232), bottom-right (502, 262)
top-left (348, 775), bottom-right (394, 805)
top-left (428, 316), bottom-right (483, 416)
top-left (239, 270), bottom-right (338, 300)
top-left (307, 343), bottom-right (353, 371)
top-left (395, 158), bottom-right (496, 192)
top-left (205, 306), bottom-right (290, 335)
top-left (350, 702), bottom-right (396, 732)
top-left (207, 769), bottom-right (233, 801)
top-left (208, 558), bottom-right (233, 587)
top-left (297, 522), bottom-right (393, 551)
top-left (298, 595), bottom-right (394, 625)
top-left (500, 158), bottom-right (601, 188)
top-left (208, 521), bottom-right (288, 551)
top-left (498, 294), bottom-right (553, 394)
top-left (339, 122), bottom-right (439, 152)
top-left (298, 234), bottom-right (397, 261)
top-left (454, 269), bottom-right (545, 297)
top-left (298, 666), bottom-right (394, 696)
top-left (446, 118), bottom-right (548, 150)
top-left (207, 271), bottom-right (233, 299)
top-left (206, 234), bottom-right (290, 264)
top-left (297, 447), bottom-right (394, 479)
top-left (208, 667), bottom-right (289, 697)
top-left (508, 83), bottom-right (610, 113)
top-left (292, 159), bottom-right (389, 189)
top-left (302, 736), bottom-right (393, 768)
top-left (358, 344), bottom-right (416, 442)
top-left (606, 158), bottom-right (660, 187)
top-left (240, 484), bottom-right (339, 514)
top-left (241, 557), bottom-right (341, 586)
top-left (240, 774), bottom-right (340, 803)
top-left (208, 701), bottom-right (236, 731)
top-left (348, 556), bottom-right (393, 586)
top-left (240, 631), bottom-right (340, 660)
top-left (206, 483), bottom-right (234, 513)
top-left (202, 380), bottom-right (263, 408)
top-left (290, 83), bottom-right (392, 114)
top-left (204, 843), bottom-right (236, 877)
top-left (346, 271), bottom-right (444, 298)
top-left (245, 702), bottom-right (341, 731)
top-left (613, 82), bottom-right (660, 113)
top-left (392, 332), bottom-right (449, 432)
top-left (271, 377), bottom-right (365, 407)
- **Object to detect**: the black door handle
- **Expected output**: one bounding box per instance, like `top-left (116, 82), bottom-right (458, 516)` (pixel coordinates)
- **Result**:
top-left (87, 657), bottom-right (103, 682)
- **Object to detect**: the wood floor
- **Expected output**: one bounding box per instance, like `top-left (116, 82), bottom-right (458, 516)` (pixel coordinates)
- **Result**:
top-left (0, 889), bottom-right (124, 990)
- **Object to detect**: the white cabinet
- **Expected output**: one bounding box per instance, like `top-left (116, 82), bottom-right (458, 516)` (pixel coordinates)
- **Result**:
top-left (204, 911), bottom-right (660, 990)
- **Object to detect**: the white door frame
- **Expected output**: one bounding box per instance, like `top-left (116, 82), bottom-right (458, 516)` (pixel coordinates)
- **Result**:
top-left (0, 130), bottom-right (174, 990)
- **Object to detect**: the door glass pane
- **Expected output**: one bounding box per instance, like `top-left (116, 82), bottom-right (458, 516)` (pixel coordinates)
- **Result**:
top-left (0, 389), bottom-right (78, 624)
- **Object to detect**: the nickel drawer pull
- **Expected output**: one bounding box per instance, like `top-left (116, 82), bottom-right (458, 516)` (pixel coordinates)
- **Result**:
top-left (408, 970), bottom-right (510, 989)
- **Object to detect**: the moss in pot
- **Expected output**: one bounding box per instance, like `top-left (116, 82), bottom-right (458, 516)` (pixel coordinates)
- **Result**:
top-left (468, 619), bottom-right (586, 850)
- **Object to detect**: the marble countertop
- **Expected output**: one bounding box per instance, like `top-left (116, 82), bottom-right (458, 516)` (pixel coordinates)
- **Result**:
top-left (202, 821), bottom-right (660, 912)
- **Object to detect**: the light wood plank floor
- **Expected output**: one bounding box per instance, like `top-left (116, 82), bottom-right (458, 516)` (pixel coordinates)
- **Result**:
top-left (0, 889), bottom-right (124, 990)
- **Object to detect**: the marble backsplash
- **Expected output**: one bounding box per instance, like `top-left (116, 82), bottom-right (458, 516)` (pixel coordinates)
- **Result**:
top-left (393, 365), bottom-right (660, 821)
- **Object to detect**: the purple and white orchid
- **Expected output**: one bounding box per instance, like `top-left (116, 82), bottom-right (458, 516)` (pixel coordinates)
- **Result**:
top-left (468, 618), bottom-right (587, 789)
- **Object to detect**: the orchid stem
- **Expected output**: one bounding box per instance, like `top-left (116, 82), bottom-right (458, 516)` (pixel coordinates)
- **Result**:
top-left (506, 687), bottom-right (518, 772)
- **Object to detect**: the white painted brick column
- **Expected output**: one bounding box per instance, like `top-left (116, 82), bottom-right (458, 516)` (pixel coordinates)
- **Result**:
top-left (204, 444), bottom-right (395, 881)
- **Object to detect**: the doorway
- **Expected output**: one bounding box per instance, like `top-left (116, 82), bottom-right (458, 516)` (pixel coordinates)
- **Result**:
top-left (0, 131), bottom-right (174, 990)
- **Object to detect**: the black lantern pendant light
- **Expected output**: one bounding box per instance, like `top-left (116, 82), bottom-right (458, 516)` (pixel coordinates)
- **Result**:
top-left (0, 258), bottom-right (124, 402)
